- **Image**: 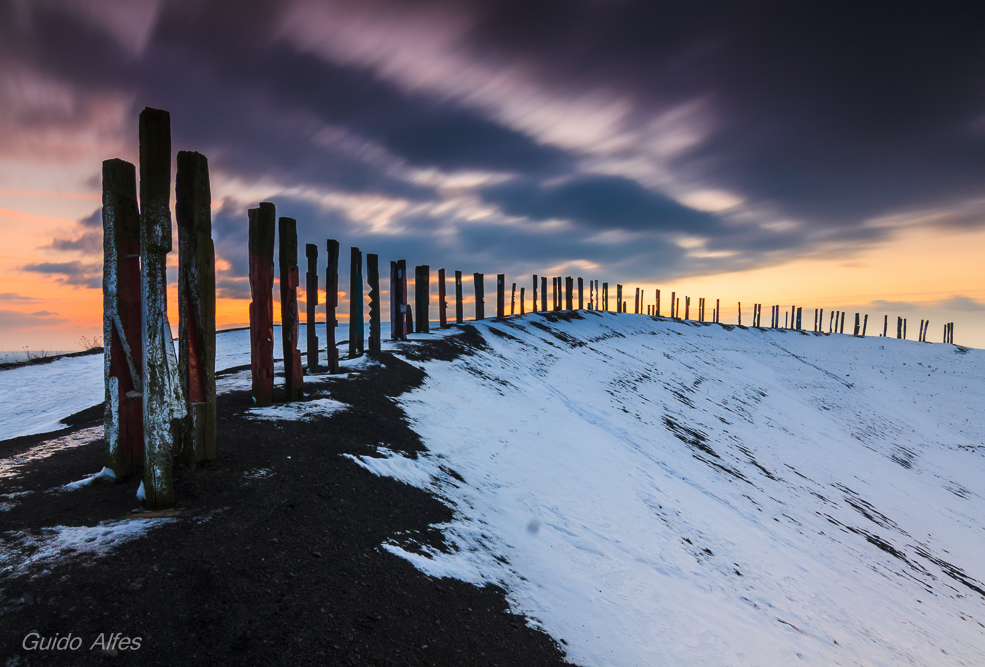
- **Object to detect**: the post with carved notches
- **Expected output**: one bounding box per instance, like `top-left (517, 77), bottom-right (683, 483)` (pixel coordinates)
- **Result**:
top-left (438, 269), bottom-right (448, 328)
top-left (305, 244), bottom-right (319, 372)
top-left (511, 282), bottom-right (516, 315)
top-left (249, 203), bottom-right (276, 406)
top-left (140, 107), bottom-right (182, 510)
top-left (367, 254), bottom-right (381, 351)
top-left (176, 150), bottom-right (216, 466)
top-left (103, 158), bottom-right (144, 479)
top-left (398, 260), bottom-right (410, 335)
top-left (279, 217), bottom-right (304, 401)
top-left (415, 265), bottom-right (430, 334)
top-left (326, 240), bottom-right (340, 371)
top-left (474, 273), bottom-right (485, 320)
top-left (602, 282), bottom-right (609, 312)
top-left (350, 247), bottom-right (363, 357)
top-left (532, 275), bottom-right (539, 312)
top-left (566, 277), bottom-right (574, 310)
top-left (616, 285), bottom-right (623, 313)
top-left (455, 270), bottom-right (464, 324)
top-left (520, 287), bottom-right (525, 315)
top-left (541, 276), bottom-right (548, 312)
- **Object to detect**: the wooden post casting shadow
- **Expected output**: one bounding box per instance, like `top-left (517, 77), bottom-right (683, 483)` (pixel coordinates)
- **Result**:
top-left (305, 244), bottom-right (319, 372)
top-left (367, 254), bottom-right (381, 351)
top-left (455, 270), bottom-right (463, 324)
top-left (474, 273), bottom-right (485, 320)
top-left (279, 217), bottom-right (304, 401)
top-left (325, 240), bottom-right (340, 371)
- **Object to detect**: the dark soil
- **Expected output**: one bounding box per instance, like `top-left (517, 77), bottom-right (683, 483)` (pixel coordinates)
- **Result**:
top-left (0, 329), bottom-right (574, 666)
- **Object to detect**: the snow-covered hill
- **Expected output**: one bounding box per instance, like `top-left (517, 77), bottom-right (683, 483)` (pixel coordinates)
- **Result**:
top-left (349, 312), bottom-right (985, 666)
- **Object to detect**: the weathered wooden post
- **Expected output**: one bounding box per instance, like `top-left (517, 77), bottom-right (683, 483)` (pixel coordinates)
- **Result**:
top-left (555, 277), bottom-right (562, 311)
top-left (520, 287), bottom-right (526, 315)
top-left (510, 281), bottom-right (516, 315)
top-left (455, 270), bottom-right (464, 324)
top-left (474, 273), bottom-right (485, 320)
top-left (578, 277), bottom-right (584, 309)
top-left (103, 158), bottom-right (144, 479)
top-left (326, 240), bottom-right (340, 370)
top-left (542, 276), bottom-right (548, 311)
top-left (862, 314), bottom-right (868, 337)
top-left (349, 248), bottom-right (364, 356)
top-left (904, 318), bottom-right (907, 339)
top-left (635, 288), bottom-right (640, 314)
top-left (305, 244), bottom-right (319, 371)
top-left (796, 307), bottom-right (802, 330)
top-left (399, 260), bottom-right (410, 334)
top-left (670, 291), bottom-right (676, 318)
top-left (249, 206), bottom-right (276, 405)
top-left (853, 313), bottom-right (860, 336)
top-left (882, 314), bottom-right (888, 337)
top-left (439, 269), bottom-right (448, 328)
top-left (532, 275), bottom-right (539, 312)
top-left (656, 290), bottom-right (661, 317)
top-left (840, 312), bottom-right (846, 334)
top-left (496, 274), bottom-right (505, 318)
top-left (279, 217), bottom-right (303, 401)
top-left (390, 261), bottom-right (397, 339)
top-left (140, 107), bottom-right (180, 510)
top-left (685, 296), bottom-right (690, 320)
top-left (415, 265), bottom-right (430, 334)
top-left (737, 302), bottom-right (742, 326)
top-left (367, 254), bottom-right (381, 351)
top-left (176, 150), bottom-right (216, 466)
top-left (566, 277), bottom-right (574, 310)
top-left (615, 285), bottom-right (622, 313)
top-left (715, 298), bottom-right (720, 323)
top-left (602, 282), bottom-right (608, 312)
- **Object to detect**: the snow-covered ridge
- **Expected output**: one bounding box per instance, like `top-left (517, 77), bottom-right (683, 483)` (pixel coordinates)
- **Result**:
top-left (358, 312), bottom-right (985, 666)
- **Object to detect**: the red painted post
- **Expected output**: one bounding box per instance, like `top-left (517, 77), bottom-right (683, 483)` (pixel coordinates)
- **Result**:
top-left (279, 217), bottom-right (304, 401)
top-left (367, 253), bottom-right (381, 351)
top-left (249, 203), bottom-right (276, 406)
top-left (326, 240), bottom-right (340, 372)
top-left (511, 281), bottom-right (516, 315)
top-left (439, 268), bottom-right (448, 328)
top-left (497, 274), bottom-right (505, 318)
top-left (305, 244), bottom-right (319, 371)
top-left (102, 158), bottom-right (144, 480)
top-left (520, 287), bottom-right (525, 315)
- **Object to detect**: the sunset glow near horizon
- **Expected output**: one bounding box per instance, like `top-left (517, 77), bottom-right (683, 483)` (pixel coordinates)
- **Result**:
top-left (2, 1), bottom-right (983, 352)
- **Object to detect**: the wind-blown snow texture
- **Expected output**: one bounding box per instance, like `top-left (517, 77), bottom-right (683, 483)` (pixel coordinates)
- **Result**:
top-left (352, 313), bottom-right (985, 666)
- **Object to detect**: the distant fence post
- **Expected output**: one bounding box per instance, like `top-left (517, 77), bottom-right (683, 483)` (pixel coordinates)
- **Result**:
top-left (248, 203), bottom-right (275, 406)
top-left (511, 281), bottom-right (516, 315)
top-left (438, 269), bottom-right (448, 328)
top-left (399, 260), bottom-right (410, 335)
top-left (520, 287), bottom-right (525, 315)
top-left (635, 288), bottom-right (640, 314)
top-left (390, 260), bottom-right (398, 340)
top-left (897, 316), bottom-right (902, 339)
top-left (474, 272), bottom-right (485, 320)
top-left (140, 107), bottom-right (178, 510)
top-left (349, 247), bottom-right (363, 358)
top-left (840, 312), bottom-right (846, 334)
top-left (853, 313), bottom-right (860, 337)
top-left (415, 265), bottom-right (430, 334)
top-left (602, 282), bottom-right (609, 311)
top-left (455, 270), bottom-right (464, 324)
top-left (578, 277), bottom-right (584, 309)
top-left (305, 244), bottom-right (319, 371)
top-left (102, 158), bottom-right (144, 480)
top-left (656, 290), bottom-right (661, 317)
top-left (326, 240), bottom-right (340, 370)
top-left (176, 150), bottom-right (215, 466)
top-left (903, 318), bottom-right (907, 340)
top-left (542, 276), bottom-right (548, 311)
top-left (862, 314), bottom-right (868, 337)
top-left (796, 307), bottom-right (802, 330)
top-left (616, 285), bottom-right (623, 313)
top-left (737, 302), bottom-right (741, 326)
top-left (496, 273), bottom-right (505, 318)
top-left (532, 275), bottom-right (539, 312)
top-left (566, 277), bottom-right (574, 310)
top-left (367, 254), bottom-right (381, 351)
top-left (279, 217), bottom-right (303, 401)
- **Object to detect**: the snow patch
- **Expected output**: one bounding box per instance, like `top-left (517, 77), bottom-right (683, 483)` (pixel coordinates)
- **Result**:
top-left (246, 398), bottom-right (347, 421)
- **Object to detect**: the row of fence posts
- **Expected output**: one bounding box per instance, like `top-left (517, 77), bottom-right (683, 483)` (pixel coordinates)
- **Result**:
top-left (101, 108), bottom-right (962, 510)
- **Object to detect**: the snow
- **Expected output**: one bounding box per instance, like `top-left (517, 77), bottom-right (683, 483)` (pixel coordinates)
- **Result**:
top-left (135, 479), bottom-right (145, 501)
top-left (364, 312), bottom-right (985, 666)
top-left (59, 466), bottom-right (116, 492)
top-left (0, 426), bottom-right (103, 482)
top-left (246, 397), bottom-right (347, 421)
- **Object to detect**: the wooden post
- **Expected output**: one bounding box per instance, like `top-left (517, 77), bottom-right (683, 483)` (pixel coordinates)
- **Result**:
top-left (737, 302), bottom-right (742, 326)
top-left (853, 313), bottom-right (860, 336)
top-left (139, 107), bottom-right (179, 511)
top-left (496, 274), bottom-right (505, 318)
top-left (685, 296), bottom-right (690, 320)
top-left (532, 275), bottom-right (538, 312)
top-left (656, 290), bottom-right (661, 317)
top-left (796, 307), bottom-right (802, 330)
top-left (578, 277), bottom-right (584, 309)
top-left (862, 314), bottom-right (868, 337)
top-left (670, 292), bottom-right (676, 318)
top-left (326, 240), bottom-right (340, 370)
top-left (635, 288), bottom-right (640, 314)
top-left (367, 254), bottom-right (381, 351)
top-left (474, 273), bottom-right (484, 320)
top-left (566, 277), bottom-right (573, 310)
top-left (349, 248), bottom-right (364, 356)
top-left (903, 318), bottom-right (907, 339)
top-left (520, 287), bottom-right (525, 315)
top-left (102, 158), bottom-right (144, 480)
top-left (455, 270), bottom-right (463, 324)
top-left (897, 316), bottom-right (902, 339)
top-left (542, 276), bottom-right (548, 312)
top-left (883, 314), bottom-right (888, 337)
top-left (396, 259), bottom-right (408, 339)
top-left (390, 260), bottom-right (398, 340)
top-left (279, 217), bottom-right (303, 401)
top-left (511, 282), bottom-right (516, 315)
top-left (415, 265), bottom-right (430, 333)
top-left (616, 285), bottom-right (623, 313)
top-left (176, 150), bottom-right (216, 466)
top-left (305, 244), bottom-right (319, 371)
top-left (556, 277), bottom-right (562, 311)
top-left (840, 312), bottom-right (846, 334)
top-left (438, 268), bottom-right (448, 328)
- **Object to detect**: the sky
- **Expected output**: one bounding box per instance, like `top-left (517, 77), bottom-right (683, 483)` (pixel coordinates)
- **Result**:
top-left (1, 0), bottom-right (984, 352)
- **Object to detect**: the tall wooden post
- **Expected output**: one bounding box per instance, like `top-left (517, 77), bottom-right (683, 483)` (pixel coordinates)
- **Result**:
top-left (796, 307), bottom-right (802, 330)
top-left (840, 312), bottom-right (846, 334)
top-left (541, 276), bottom-right (548, 312)
top-left (102, 158), bottom-right (144, 479)
top-left (415, 265), bottom-right (430, 333)
top-left (510, 281), bottom-right (516, 315)
top-left (685, 296), bottom-right (690, 320)
top-left (737, 302), bottom-right (742, 326)
top-left (863, 314), bottom-right (869, 337)
top-left (349, 247), bottom-right (363, 357)
top-left (305, 244), bottom-right (319, 371)
top-left (176, 150), bottom-right (216, 466)
top-left (326, 240), bottom-right (340, 371)
top-left (474, 273), bottom-right (485, 320)
top-left (578, 277), bottom-right (584, 310)
top-left (396, 260), bottom-right (409, 339)
top-left (566, 277), bottom-right (573, 310)
top-left (656, 290), bottom-right (661, 317)
top-left (853, 313), bottom-right (860, 336)
top-left (670, 292), bottom-right (676, 318)
top-left (495, 274), bottom-right (505, 318)
top-left (532, 275), bottom-right (539, 312)
top-left (520, 287), bottom-right (525, 315)
top-left (455, 270), bottom-right (463, 324)
top-left (602, 282), bottom-right (608, 311)
top-left (367, 254), bottom-right (381, 351)
top-left (438, 269), bottom-right (448, 328)
top-left (249, 203), bottom-right (276, 405)
top-left (279, 217), bottom-right (303, 401)
top-left (635, 288), bottom-right (640, 314)
top-left (903, 318), bottom-right (907, 339)
top-left (716, 298), bottom-right (720, 323)
top-left (616, 285), bottom-right (623, 313)
top-left (139, 107), bottom-right (179, 511)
